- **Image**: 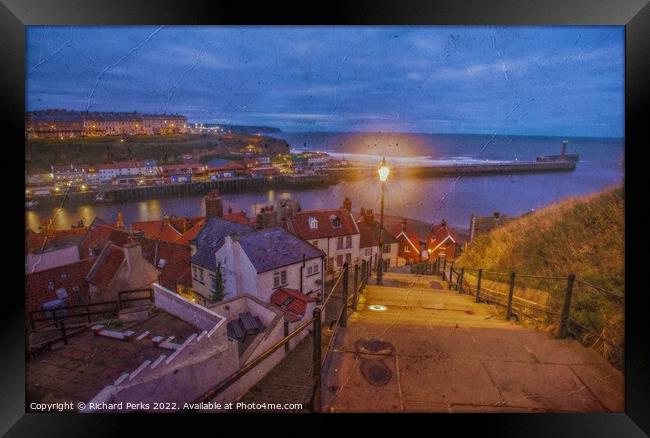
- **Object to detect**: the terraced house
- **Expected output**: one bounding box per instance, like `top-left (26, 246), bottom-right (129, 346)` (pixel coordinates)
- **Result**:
top-left (286, 206), bottom-right (360, 279)
top-left (190, 218), bottom-right (325, 306)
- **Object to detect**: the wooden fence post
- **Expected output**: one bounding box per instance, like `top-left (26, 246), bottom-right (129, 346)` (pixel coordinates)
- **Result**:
top-left (458, 267), bottom-right (465, 293)
top-left (506, 272), bottom-right (516, 320)
top-left (556, 274), bottom-right (576, 339)
top-left (476, 269), bottom-right (482, 303)
top-left (341, 263), bottom-right (349, 327)
top-left (312, 307), bottom-right (322, 412)
top-left (442, 258), bottom-right (447, 280)
top-left (353, 264), bottom-right (360, 311)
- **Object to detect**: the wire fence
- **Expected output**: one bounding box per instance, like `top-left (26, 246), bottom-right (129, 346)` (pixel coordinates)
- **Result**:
top-left (431, 257), bottom-right (624, 370)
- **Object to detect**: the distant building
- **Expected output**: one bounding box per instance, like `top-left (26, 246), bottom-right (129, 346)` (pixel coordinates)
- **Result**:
top-left (392, 219), bottom-right (427, 265)
top-left (392, 218), bottom-right (461, 264)
top-left (206, 158), bottom-right (245, 179)
top-left (426, 220), bottom-right (459, 260)
top-left (97, 160), bottom-right (159, 182)
top-left (468, 212), bottom-right (511, 243)
top-left (356, 208), bottom-right (399, 270)
top-left (26, 110), bottom-right (188, 138)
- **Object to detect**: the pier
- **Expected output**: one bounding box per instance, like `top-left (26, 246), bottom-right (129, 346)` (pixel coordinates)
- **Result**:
top-left (329, 159), bottom-right (577, 180)
top-left (26, 159), bottom-right (577, 207)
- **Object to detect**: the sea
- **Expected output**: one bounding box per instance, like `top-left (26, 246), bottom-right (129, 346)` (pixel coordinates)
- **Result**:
top-left (26, 132), bottom-right (624, 233)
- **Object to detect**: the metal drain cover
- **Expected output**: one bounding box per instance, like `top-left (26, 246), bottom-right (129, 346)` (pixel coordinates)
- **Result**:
top-left (360, 360), bottom-right (393, 386)
top-left (355, 338), bottom-right (394, 355)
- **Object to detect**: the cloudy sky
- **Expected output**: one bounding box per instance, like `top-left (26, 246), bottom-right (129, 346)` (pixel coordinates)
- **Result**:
top-left (26, 26), bottom-right (624, 137)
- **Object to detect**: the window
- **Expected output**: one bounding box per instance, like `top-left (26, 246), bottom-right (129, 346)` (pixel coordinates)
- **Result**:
top-left (345, 253), bottom-right (352, 265)
top-left (346, 236), bottom-right (352, 248)
top-left (383, 245), bottom-right (391, 253)
top-left (307, 266), bottom-right (313, 275)
top-left (274, 270), bottom-right (288, 288)
top-left (365, 248), bottom-right (372, 256)
top-left (312, 240), bottom-right (318, 247)
top-left (199, 268), bottom-right (204, 283)
top-left (330, 215), bottom-right (341, 228)
top-left (404, 246), bottom-right (411, 253)
top-left (308, 217), bottom-right (319, 229)
top-left (336, 237), bottom-right (344, 250)
top-left (336, 255), bottom-right (344, 267)
top-left (313, 263), bottom-right (319, 274)
top-left (210, 275), bottom-right (217, 292)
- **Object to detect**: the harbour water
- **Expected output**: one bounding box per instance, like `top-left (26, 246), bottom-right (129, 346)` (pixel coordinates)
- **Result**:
top-left (26, 133), bottom-right (624, 233)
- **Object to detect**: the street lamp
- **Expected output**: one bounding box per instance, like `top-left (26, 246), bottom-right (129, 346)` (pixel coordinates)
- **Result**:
top-left (377, 157), bottom-right (389, 285)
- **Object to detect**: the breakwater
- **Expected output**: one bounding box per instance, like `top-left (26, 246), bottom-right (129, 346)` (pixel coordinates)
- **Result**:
top-left (329, 160), bottom-right (576, 180)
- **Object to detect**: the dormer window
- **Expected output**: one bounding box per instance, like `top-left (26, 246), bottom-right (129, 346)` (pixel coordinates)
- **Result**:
top-left (308, 217), bottom-right (319, 230)
top-left (330, 215), bottom-right (341, 228)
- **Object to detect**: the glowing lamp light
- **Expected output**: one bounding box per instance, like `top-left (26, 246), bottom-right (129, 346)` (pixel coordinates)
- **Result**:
top-left (378, 157), bottom-right (390, 182)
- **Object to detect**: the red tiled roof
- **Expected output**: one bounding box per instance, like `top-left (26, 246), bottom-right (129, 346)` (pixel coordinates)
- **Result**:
top-left (270, 288), bottom-right (316, 322)
top-left (79, 223), bottom-right (129, 257)
top-left (86, 244), bottom-right (125, 288)
top-left (26, 227), bottom-right (87, 254)
top-left (356, 222), bottom-right (398, 249)
top-left (175, 219), bottom-right (206, 245)
top-left (25, 258), bottom-right (96, 313)
top-left (428, 223), bottom-right (459, 251)
top-left (140, 239), bottom-right (192, 289)
top-left (288, 209), bottom-right (359, 240)
top-left (223, 211), bottom-right (254, 226)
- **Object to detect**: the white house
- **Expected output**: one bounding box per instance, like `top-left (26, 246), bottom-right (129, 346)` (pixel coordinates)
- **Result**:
top-left (190, 218), bottom-right (325, 306)
top-left (286, 208), bottom-right (360, 278)
top-left (356, 208), bottom-right (400, 271)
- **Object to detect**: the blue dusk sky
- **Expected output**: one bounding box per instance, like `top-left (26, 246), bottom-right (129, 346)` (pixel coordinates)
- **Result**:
top-left (26, 26), bottom-right (624, 137)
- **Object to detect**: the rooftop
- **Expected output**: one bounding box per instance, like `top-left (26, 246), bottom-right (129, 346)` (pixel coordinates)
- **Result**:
top-left (236, 227), bottom-right (324, 273)
top-left (26, 310), bottom-right (198, 407)
top-left (288, 208), bottom-right (359, 240)
top-left (270, 288), bottom-right (316, 322)
top-left (191, 217), bottom-right (255, 269)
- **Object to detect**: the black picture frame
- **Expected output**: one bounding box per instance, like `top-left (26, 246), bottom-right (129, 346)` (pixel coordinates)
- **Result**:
top-left (4, 0), bottom-right (648, 436)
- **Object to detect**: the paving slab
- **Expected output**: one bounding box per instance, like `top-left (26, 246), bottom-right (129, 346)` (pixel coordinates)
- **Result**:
top-left (324, 271), bottom-right (624, 413)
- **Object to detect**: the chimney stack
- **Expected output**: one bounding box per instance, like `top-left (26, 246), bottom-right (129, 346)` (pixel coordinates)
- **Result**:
top-left (362, 208), bottom-right (375, 224)
top-left (401, 218), bottom-right (408, 231)
top-left (343, 197), bottom-right (352, 213)
top-left (116, 211), bottom-right (124, 229)
top-left (205, 190), bottom-right (223, 219)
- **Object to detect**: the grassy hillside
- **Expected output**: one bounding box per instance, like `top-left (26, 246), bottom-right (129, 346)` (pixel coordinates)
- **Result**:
top-left (25, 133), bottom-right (290, 170)
top-left (456, 185), bottom-right (624, 368)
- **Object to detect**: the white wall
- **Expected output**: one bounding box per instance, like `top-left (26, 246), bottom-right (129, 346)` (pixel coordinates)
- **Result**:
top-left (256, 255), bottom-right (323, 303)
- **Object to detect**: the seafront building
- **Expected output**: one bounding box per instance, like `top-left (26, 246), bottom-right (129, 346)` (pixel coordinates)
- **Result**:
top-left (26, 110), bottom-right (188, 138)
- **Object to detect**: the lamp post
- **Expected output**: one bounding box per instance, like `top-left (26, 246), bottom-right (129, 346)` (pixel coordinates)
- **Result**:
top-left (377, 157), bottom-right (389, 285)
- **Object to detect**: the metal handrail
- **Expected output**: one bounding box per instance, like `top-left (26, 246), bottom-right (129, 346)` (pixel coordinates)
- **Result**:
top-left (193, 316), bottom-right (315, 404)
top-left (322, 268), bottom-right (346, 307)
